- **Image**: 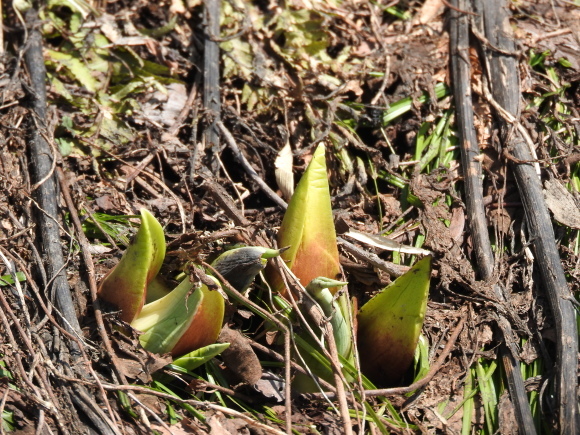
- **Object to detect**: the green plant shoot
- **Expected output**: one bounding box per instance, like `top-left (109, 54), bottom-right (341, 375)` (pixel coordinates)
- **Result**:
top-left (357, 256), bottom-right (432, 386)
top-left (131, 274), bottom-right (225, 356)
top-left (97, 209), bottom-right (165, 323)
top-left (270, 144), bottom-right (341, 296)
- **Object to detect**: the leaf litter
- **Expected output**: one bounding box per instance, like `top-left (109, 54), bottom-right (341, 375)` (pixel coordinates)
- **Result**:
top-left (0, 0), bottom-right (578, 433)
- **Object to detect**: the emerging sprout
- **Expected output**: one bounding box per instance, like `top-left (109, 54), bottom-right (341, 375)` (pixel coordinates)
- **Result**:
top-left (270, 145), bottom-right (433, 389)
top-left (357, 256), bottom-right (432, 385)
top-left (97, 209), bottom-right (165, 323)
top-left (269, 144), bottom-right (341, 297)
top-left (97, 210), bottom-right (225, 357)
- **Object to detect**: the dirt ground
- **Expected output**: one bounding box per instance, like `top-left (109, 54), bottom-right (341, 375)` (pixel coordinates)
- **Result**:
top-left (0, 0), bottom-right (579, 433)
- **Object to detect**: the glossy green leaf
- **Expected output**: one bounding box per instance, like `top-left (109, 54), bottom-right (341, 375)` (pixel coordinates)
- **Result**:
top-left (131, 277), bottom-right (202, 355)
top-left (97, 209), bottom-right (166, 323)
top-left (170, 276), bottom-right (225, 357)
top-left (357, 256), bottom-right (431, 386)
top-left (171, 343), bottom-right (231, 372)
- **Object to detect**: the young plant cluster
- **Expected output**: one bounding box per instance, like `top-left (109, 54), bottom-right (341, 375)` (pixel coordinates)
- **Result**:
top-left (97, 145), bottom-right (432, 422)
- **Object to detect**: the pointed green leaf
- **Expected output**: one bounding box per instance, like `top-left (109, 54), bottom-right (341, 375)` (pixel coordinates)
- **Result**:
top-left (357, 256), bottom-right (431, 386)
top-left (171, 343), bottom-right (231, 372)
top-left (97, 209), bottom-right (165, 322)
top-left (270, 144), bottom-right (340, 296)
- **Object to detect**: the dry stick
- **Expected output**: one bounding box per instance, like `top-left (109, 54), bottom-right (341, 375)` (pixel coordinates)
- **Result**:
top-left (23, 13), bottom-right (119, 434)
top-left (70, 386), bottom-right (122, 435)
top-left (33, 333), bottom-right (122, 435)
top-left (120, 164), bottom-right (187, 233)
top-left (122, 149), bottom-right (159, 187)
top-left (167, 77), bottom-right (199, 136)
top-left (56, 167), bottom-right (129, 391)
top-left (0, 389), bottom-right (8, 435)
top-left (200, 167), bottom-right (252, 226)
top-left (126, 392), bottom-right (173, 434)
top-left (56, 168), bottom-right (133, 433)
top-left (312, 306), bottom-right (353, 435)
top-left (23, 8), bottom-right (81, 340)
top-left (473, 1), bottom-right (579, 432)
top-left (0, 297), bottom-right (68, 434)
top-left (449, 2), bottom-right (537, 432)
top-left (217, 120), bottom-right (289, 209)
top-left (191, 380), bottom-right (257, 404)
top-left (0, 251), bottom-right (32, 337)
top-left (0, 246), bottom-right (94, 351)
top-left (0, 295), bottom-right (48, 401)
top-left (4, 210), bottom-right (47, 285)
top-left (338, 237), bottom-right (410, 277)
top-left (306, 312), bottom-right (467, 400)
top-left (203, 0), bottom-right (222, 172)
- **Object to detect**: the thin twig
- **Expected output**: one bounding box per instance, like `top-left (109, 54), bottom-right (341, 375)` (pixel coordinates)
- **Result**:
top-left (203, 0), bottom-right (222, 172)
top-left (126, 392), bottom-right (174, 434)
top-left (338, 237), bottom-right (410, 277)
top-left (249, 340), bottom-right (337, 393)
top-left (56, 167), bottom-right (129, 390)
top-left (317, 310), bottom-right (353, 434)
top-left (216, 120), bottom-right (288, 209)
top-left (120, 164), bottom-right (187, 233)
top-left (167, 78), bottom-right (199, 136)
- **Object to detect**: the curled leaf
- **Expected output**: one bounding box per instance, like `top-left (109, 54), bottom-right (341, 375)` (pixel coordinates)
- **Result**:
top-left (170, 277), bottom-right (225, 357)
top-left (97, 209), bottom-right (165, 323)
top-left (305, 277), bottom-right (351, 359)
top-left (275, 140), bottom-right (294, 201)
top-left (131, 273), bottom-right (225, 357)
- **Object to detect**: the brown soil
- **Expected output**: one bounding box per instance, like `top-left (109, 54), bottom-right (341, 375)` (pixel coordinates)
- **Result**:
top-left (0, 0), bottom-right (578, 433)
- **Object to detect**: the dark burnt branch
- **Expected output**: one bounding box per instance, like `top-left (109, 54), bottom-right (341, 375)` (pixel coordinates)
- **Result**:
top-left (472, 0), bottom-right (579, 432)
top-left (449, 1), bottom-right (536, 432)
top-left (203, 0), bottom-right (222, 172)
top-left (24, 9), bottom-right (81, 339)
top-left (24, 10), bottom-right (119, 434)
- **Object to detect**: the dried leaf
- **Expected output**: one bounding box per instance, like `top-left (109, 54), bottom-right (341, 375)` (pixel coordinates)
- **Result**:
top-left (275, 141), bottom-right (294, 201)
top-left (544, 176), bottom-right (580, 229)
